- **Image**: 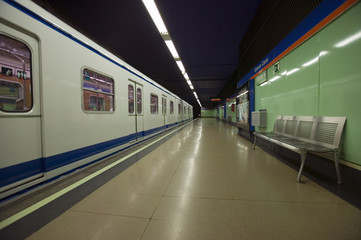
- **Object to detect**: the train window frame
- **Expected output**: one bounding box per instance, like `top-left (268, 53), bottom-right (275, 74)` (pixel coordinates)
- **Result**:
top-left (162, 96), bottom-right (166, 115)
top-left (137, 87), bottom-right (142, 114)
top-left (128, 84), bottom-right (134, 114)
top-left (82, 67), bottom-right (114, 113)
top-left (170, 101), bottom-right (174, 114)
top-left (0, 34), bottom-right (33, 112)
top-left (150, 93), bottom-right (158, 114)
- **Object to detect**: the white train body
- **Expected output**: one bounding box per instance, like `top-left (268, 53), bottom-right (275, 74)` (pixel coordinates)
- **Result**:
top-left (0, 0), bottom-right (193, 200)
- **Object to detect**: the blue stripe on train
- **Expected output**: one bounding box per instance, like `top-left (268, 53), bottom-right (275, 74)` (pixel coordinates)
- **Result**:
top-left (0, 121), bottom-right (188, 188)
top-left (0, 159), bottom-right (43, 188)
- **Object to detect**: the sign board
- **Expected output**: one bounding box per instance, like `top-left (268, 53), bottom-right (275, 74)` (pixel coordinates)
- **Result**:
top-left (255, 71), bottom-right (267, 86)
top-left (273, 61), bottom-right (280, 74)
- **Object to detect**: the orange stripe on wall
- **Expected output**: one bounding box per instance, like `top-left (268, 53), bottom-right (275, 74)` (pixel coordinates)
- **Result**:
top-left (251, 0), bottom-right (359, 80)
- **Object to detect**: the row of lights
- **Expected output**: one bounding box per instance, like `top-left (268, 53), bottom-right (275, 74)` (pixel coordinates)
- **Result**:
top-left (142, 0), bottom-right (202, 108)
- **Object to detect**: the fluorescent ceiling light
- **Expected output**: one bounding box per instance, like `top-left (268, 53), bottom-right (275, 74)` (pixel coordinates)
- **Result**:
top-left (143, 0), bottom-right (202, 106)
top-left (335, 31), bottom-right (361, 48)
top-left (142, 0), bottom-right (168, 35)
top-left (176, 60), bottom-right (185, 74)
top-left (165, 40), bottom-right (179, 58)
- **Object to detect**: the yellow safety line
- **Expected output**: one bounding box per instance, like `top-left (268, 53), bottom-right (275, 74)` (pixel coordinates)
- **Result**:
top-left (0, 121), bottom-right (194, 230)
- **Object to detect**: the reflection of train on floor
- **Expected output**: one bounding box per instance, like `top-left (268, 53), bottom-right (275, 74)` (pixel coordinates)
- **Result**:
top-left (0, 0), bottom-right (193, 200)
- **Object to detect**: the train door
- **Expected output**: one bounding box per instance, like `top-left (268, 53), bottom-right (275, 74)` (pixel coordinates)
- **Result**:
top-left (128, 80), bottom-right (144, 140)
top-left (0, 26), bottom-right (43, 196)
top-left (162, 95), bottom-right (167, 127)
top-left (180, 101), bottom-right (184, 122)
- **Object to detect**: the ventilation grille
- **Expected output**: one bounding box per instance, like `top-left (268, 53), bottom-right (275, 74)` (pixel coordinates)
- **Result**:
top-left (314, 122), bottom-right (337, 145)
top-left (297, 121), bottom-right (313, 139)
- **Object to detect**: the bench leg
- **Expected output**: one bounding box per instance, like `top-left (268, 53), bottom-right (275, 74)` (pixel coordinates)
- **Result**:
top-left (334, 149), bottom-right (342, 184)
top-left (297, 149), bottom-right (308, 183)
top-left (253, 136), bottom-right (257, 150)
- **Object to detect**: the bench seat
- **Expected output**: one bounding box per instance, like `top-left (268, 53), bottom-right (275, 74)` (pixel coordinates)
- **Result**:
top-left (253, 116), bottom-right (346, 183)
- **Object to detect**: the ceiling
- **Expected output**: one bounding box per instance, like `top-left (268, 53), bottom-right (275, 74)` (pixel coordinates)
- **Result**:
top-left (31, 0), bottom-right (263, 112)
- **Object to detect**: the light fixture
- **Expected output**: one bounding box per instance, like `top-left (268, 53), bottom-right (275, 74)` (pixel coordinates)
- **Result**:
top-left (142, 0), bottom-right (202, 108)
top-left (176, 60), bottom-right (185, 74)
top-left (142, 0), bottom-right (168, 35)
top-left (165, 40), bottom-right (179, 58)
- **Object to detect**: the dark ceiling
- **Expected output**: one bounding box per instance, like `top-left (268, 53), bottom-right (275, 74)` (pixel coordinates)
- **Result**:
top-left (31, 0), bottom-right (321, 115)
top-left (31, 0), bottom-right (262, 111)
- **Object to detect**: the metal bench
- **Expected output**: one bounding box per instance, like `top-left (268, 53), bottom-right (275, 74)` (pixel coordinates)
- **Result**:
top-left (253, 116), bottom-right (346, 183)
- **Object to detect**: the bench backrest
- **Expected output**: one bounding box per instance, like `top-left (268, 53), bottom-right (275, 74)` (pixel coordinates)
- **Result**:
top-left (273, 116), bottom-right (346, 149)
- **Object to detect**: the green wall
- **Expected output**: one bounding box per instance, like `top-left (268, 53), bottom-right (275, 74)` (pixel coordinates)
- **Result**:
top-left (201, 109), bottom-right (216, 118)
top-left (255, 2), bottom-right (361, 165)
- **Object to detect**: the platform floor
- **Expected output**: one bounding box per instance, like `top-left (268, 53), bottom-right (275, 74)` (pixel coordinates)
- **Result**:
top-left (1, 118), bottom-right (361, 239)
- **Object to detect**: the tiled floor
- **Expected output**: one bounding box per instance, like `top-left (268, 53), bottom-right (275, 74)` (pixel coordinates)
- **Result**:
top-left (3, 118), bottom-right (361, 239)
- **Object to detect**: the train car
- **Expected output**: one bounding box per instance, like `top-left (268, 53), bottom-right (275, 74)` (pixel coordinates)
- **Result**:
top-left (0, 0), bottom-right (192, 201)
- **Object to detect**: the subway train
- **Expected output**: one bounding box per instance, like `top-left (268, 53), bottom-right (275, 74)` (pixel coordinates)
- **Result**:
top-left (0, 0), bottom-right (193, 201)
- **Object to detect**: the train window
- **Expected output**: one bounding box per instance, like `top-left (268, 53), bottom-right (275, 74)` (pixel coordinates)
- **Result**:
top-left (162, 97), bottom-right (166, 115)
top-left (0, 34), bottom-right (32, 112)
top-left (170, 101), bottom-right (174, 114)
top-left (82, 68), bottom-right (114, 112)
top-left (128, 84), bottom-right (134, 114)
top-left (178, 104), bottom-right (181, 114)
top-left (137, 87), bottom-right (142, 114)
top-left (150, 93), bottom-right (158, 114)
top-left (184, 106), bottom-right (186, 114)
